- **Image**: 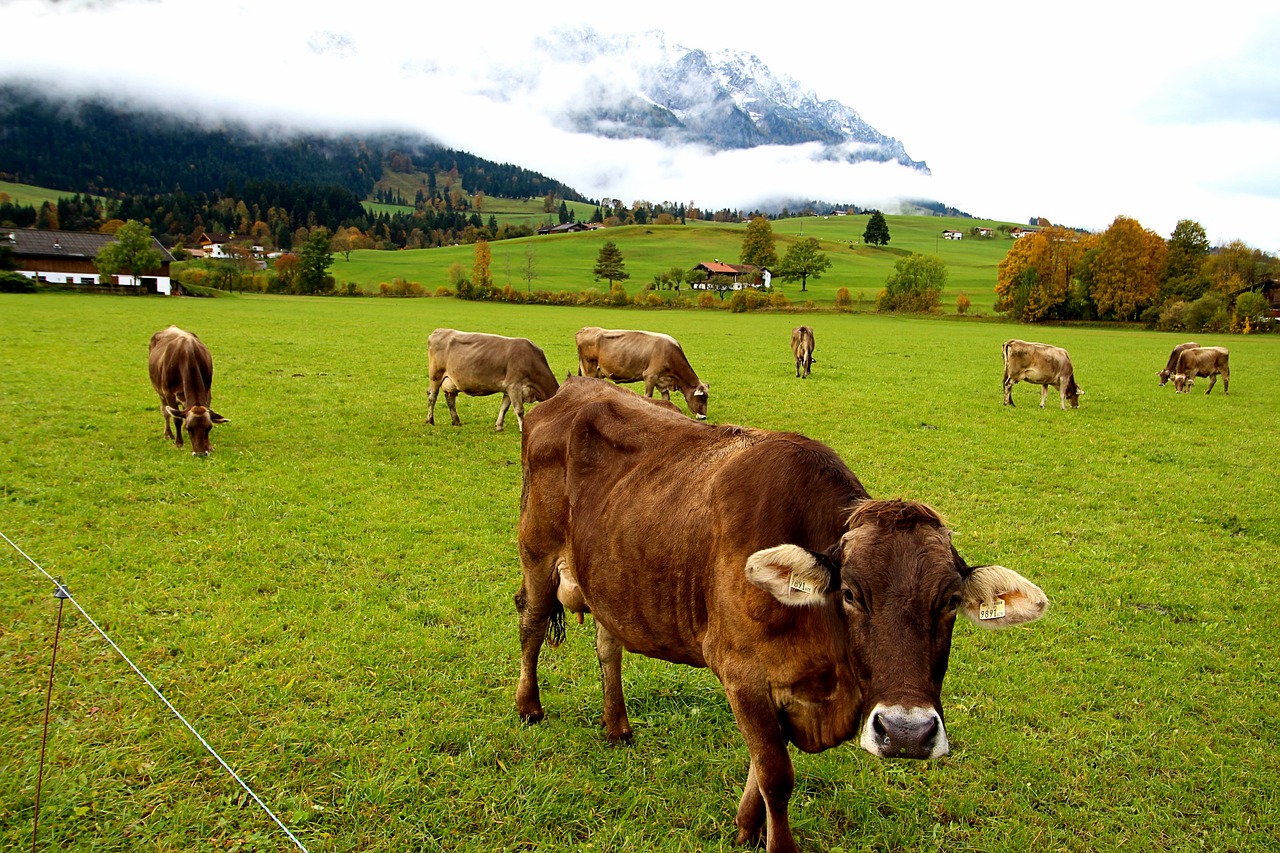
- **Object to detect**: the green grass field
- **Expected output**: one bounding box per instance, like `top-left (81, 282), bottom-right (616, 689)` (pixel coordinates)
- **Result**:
top-left (0, 179), bottom-right (90, 208)
top-left (326, 213), bottom-right (1014, 313)
top-left (3, 293), bottom-right (1277, 852)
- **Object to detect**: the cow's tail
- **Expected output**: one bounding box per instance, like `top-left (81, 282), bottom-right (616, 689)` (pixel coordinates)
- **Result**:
top-left (547, 600), bottom-right (566, 648)
top-left (1000, 341), bottom-right (1011, 388)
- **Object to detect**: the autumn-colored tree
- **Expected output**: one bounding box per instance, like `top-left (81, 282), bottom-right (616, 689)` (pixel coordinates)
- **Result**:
top-left (99, 219), bottom-right (126, 234)
top-left (272, 253), bottom-right (300, 293)
top-left (740, 216), bottom-right (779, 269)
top-left (1087, 216), bottom-right (1168, 321)
top-left (36, 201), bottom-right (59, 230)
top-left (473, 239), bottom-right (493, 290)
top-left (995, 226), bottom-right (1095, 322)
top-left (1203, 239), bottom-right (1273, 298)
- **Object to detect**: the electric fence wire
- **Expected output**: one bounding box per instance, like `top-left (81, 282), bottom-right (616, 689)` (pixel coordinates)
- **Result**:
top-left (1, 530), bottom-right (309, 853)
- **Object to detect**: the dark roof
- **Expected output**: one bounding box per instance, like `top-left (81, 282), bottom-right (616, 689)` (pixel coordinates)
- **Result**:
top-left (5, 228), bottom-right (174, 262)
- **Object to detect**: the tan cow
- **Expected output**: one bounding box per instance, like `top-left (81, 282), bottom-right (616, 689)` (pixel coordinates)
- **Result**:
top-left (1002, 339), bottom-right (1082, 409)
top-left (515, 377), bottom-right (1048, 853)
top-left (426, 329), bottom-right (559, 432)
top-left (790, 326), bottom-right (815, 378)
top-left (1158, 341), bottom-right (1200, 387)
top-left (148, 326), bottom-right (228, 456)
top-left (575, 326), bottom-right (709, 418)
top-left (1173, 346), bottom-right (1229, 394)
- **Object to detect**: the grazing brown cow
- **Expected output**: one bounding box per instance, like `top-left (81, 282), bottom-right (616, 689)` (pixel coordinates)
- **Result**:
top-left (515, 378), bottom-right (1048, 853)
top-left (791, 326), bottom-right (815, 378)
top-left (575, 326), bottom-right (709, 418)
top-left (1002, 339), bottom-right (1082, 409)
top-left (148, 325), bottom-right (228, 456)
top-left (1158, 341), bottom-right (1200, 387)
top-left (427, 329), bottom-right (559, 432)
top-left (1173, 346), bottom-right (1229, 394)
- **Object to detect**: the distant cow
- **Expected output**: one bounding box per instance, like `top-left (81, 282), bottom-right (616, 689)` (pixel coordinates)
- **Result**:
top-left (515, 377), bottom-right (1048, 852)
top-left (1002, 339), bottom-right (1082, 409)
top-left (791, 326), bottom-right (815, 378)
top-left (1158, 342), bottom-right (1200, 387)
top-left (575, 326), bottom-right (709, 418)
top-left (426, 329), bottom-right (559, 432)
top-left (1173, 346), bottom-right (1229, 395)
top-left (148, 325), bottom-right (228, 456)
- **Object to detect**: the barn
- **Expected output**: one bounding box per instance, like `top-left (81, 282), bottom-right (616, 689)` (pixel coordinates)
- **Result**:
top-left (6, 228), bottom-right (175, 295)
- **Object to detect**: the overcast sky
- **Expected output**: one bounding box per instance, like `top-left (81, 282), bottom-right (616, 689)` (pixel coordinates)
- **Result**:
top-left (5, 0), bottom-right (1279, 252)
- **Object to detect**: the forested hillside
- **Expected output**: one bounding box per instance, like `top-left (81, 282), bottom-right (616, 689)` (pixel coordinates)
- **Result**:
top-left (0, 85), bottom-right (585, 203)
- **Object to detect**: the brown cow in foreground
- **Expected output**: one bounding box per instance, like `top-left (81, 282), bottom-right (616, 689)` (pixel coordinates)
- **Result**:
top-left (1002, 339), bottom-right (1082, 409)
top-left (148, 325), bottom-right (228, 456)
top-left (791, 326), bottom-right (815, 378)
top-left (515, 378), bottom-right (1048, 853)
top-left (1158, 341), bottom-right (1200, 387)
top-left (575, 326), bottom-right (709, 418)
top-left (1173, 346), bottom-right (1229, 394)
top-left (427, 329), bottom-right (559, 432)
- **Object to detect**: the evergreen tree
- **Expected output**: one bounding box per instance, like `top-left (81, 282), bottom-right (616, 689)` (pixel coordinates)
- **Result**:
top-left (297, 229), bottom-right (334, 293)
top-left (863, 210), bottom-right (891, 246)
top-left (592, 241), bottom-right (630, 287)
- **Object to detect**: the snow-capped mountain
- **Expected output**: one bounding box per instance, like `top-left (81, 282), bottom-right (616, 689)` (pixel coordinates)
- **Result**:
top-left (531, 29), bottom-right (929, 173)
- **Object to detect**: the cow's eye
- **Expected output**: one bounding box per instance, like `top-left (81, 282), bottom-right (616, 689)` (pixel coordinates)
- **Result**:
top-left (842, 587), bottom-right (862, 610)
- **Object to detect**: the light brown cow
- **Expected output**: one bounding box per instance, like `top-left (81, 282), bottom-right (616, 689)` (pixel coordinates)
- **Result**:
top-left (1173, 346), bottom-right (1229, 394)
top-left (515, 377), bottom-right (1047, 853)
top-left (575, 326), bottom-right (709, 418)
top-left (148, 326), bottom-right (228, 456)
top-left (791, 326), bottom-right (815, 378)
top-left (1002, 339), bottom-right (1082, 409)
top-left (1158, 341), bottom-right (1200, 387)
top-left (427, 329), bottom-right (559, 432)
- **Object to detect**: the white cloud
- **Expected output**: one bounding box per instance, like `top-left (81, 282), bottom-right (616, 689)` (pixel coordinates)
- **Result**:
top-left (3, 0), bottom-right (1279, 251)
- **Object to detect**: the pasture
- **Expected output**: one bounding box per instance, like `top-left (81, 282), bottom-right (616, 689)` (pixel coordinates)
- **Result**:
top-left (2, 292), bottom-right (1277, 852)
top-left (321, 213), bottom-right (1013, 313)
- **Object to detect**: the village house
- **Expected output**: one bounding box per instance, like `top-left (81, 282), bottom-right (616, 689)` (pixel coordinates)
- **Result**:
top-left (6, 228), bottom-right (174, 295)
top-left (943, 230), bottom-right (963, 240)
top-left (536, 222), bottom-right (589, 235)
top-left (690, 260), bottom-right (772, 291)
top-left (1011, 227), bottom-right (1040, 239)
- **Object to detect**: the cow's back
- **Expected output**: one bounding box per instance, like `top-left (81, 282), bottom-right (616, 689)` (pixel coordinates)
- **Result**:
top-left (149, 325), bottom-right (212, 404)
top-left (523, 378), bottom-right (865, 665)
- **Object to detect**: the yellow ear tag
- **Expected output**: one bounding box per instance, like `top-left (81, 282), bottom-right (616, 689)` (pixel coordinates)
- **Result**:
top-left (789, 576), bottom-right (815, 595)
top-left (979, 598), bottom-right (1006, 621)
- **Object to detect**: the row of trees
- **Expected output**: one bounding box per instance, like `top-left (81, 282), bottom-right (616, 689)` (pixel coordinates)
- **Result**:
top-left (995, 216), bottom-right (1277, 329)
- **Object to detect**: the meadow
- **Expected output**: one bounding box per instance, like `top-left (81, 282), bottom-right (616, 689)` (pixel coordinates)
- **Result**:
top-left (2, 292), bottom-right (1277, 852)
top-left (326, 213), bottom-right (1013, 313)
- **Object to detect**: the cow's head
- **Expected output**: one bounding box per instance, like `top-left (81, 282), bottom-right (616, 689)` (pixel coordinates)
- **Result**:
top-left (1172, 373), bottom-right (1189, 393)
top-left (1065, 377), bottom-right (1083, 408)
top-left (1157, 369), bottom-right (1173, 386)
top-left (685, 382), bottom-right (709, 420)
top-left (744, 500), bottom-right (1047, 760)
top-left (165, 405), bottom-right (229, 456)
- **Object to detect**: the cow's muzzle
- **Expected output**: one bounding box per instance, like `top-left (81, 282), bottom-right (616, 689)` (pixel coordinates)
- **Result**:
top-left (860, 704), bottom-right (949, 760)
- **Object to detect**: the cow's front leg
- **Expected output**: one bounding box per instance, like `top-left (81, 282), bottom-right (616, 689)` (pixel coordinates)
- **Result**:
top-left (595, 622), bottom-right (633, 744)
top-left (161, 404), bottom-right (175, 441)
top-left (426, 380), bottom-right (441, 425)
top-left (727, 689), bottom-right (798, 853)
top-left (495, 393), bottom-right (513, 432)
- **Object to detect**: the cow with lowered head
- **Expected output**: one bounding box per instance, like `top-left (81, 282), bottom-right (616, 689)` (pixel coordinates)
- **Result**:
top-left (148, 325), bottom-right (228, 456)
top-left (427, 328), bottom-right (559, 432)
top-left (515, 377), bottom-right (1048, 853)
top-left (1173, 345), bottom-right (1229, 395)
top-left (575, 326), bottom-right (709, 419)
top-left (791, 325), bottom-right (815, 378)
top-left (1002, 339), bottom-right (1082, 409)
top-left (1158, 341), bottom-right (1200, 387)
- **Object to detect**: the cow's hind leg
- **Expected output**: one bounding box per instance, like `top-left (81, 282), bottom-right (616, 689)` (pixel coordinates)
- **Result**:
top-left (595, 623), bottom-right (633, 744)
top-left (1222, 370), bottom-right (1229, 394)
top-left (426, 379), bottom-right (441, 425)
top-left (514, 566), bottom-right (565, 725)
top-left (1003, 378), bottom-right (1015, 406)
top-left (444, 391), bottom-right (462, 426)
top-left (1205, 373), bottom-right (1218, 395)
top-left (495, 393), bottom-right (512, 432)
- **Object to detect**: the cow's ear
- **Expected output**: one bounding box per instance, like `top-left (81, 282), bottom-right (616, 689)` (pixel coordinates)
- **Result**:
top-left (164, 405), bottom-right (186, 423)
top-left (210, 411), bottom-right (230, 424)
top-left (959, 564), bottom-right (1048, 629)
top-left (745, 544), bottom-right (837, 607)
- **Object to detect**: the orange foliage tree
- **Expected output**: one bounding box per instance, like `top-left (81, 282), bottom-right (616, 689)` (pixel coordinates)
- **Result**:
top-left (995, 226), bottom-right (1095, 322)
top-left (1087, 216), bottom-right (1168, 321)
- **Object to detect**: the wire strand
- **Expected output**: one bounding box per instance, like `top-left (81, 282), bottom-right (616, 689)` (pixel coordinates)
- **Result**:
top-left (2, 530), bottom-right (309, 853)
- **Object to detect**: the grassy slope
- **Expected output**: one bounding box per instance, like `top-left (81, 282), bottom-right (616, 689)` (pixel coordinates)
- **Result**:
top-left (330, 214), bottom-right (1015, 312)
top-left (2, 292), bottom-right (1277, 852)
top-left (0, 179), bottom-right (87, 208)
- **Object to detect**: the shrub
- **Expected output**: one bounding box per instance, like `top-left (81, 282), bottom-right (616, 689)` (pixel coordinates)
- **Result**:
top-left (0, 271), bottom-right (35, 293)
top-left (697, 293), bottom-right (718, 308)
top-left (879, 253), bottom-right (946, 312)
top-left (1235, 291), bottom-right (1270, 327)
top-left (956, 292), bottom-right (971, 315)
top-left (435, 287), bottom-right (453, 297)
top-left (834, 287), bottom-right (853, 310)
top-left (608, 283), bottom-right (629, 306)
top-left (1182, 292), bottom-right (1228, 332)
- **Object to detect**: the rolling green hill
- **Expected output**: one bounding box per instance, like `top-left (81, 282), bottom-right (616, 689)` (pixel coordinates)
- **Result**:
top-left (323, 213), bottom-right (1017, 312)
